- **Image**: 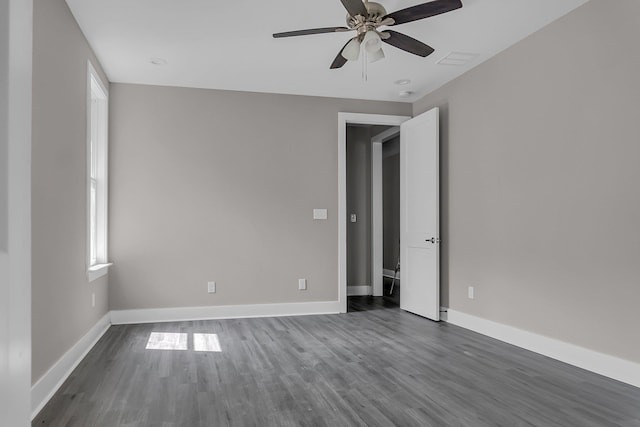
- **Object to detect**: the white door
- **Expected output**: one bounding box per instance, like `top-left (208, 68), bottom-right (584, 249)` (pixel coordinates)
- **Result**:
top-left (400, 108), bottom-right (440, 320)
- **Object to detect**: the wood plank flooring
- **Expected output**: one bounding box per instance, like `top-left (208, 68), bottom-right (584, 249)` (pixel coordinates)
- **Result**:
top-left (34, 297), bottom-right (640, 426)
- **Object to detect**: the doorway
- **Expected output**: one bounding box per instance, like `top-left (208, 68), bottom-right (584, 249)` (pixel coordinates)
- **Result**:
top-left (345, 124), bottom-right (400, 311)
top-left (338, 113), bottom-right (410, 313)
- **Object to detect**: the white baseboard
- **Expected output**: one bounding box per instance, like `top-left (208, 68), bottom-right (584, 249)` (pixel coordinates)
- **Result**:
top-left (110, 300), bottom-right (342, 325)
top-left (446, 309), bottom-right (640, 389)
top-left (347, 286), bottom-right (372, 296)
top-left (383, 269), bottom-right (400, 279)
top-left (31, 312), bottom-right (111, 419)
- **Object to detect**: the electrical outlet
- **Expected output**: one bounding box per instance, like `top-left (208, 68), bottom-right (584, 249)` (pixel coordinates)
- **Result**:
top-left (298, 278), bottom-right (307, 291)
top-left (208, 281), bottom-right (216, 293)
top-left (468, 286), bottom-right (475, 299)
top-left (350, 213), bottom-right (357, 223)
top-left (313, 209), bottom-right (327, 220)
top-left (92, 293), bottom-right (96, 307)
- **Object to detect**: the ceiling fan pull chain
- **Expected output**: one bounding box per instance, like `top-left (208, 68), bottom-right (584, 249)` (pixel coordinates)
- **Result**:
top-left (362, 51), bottom-right (368, 82)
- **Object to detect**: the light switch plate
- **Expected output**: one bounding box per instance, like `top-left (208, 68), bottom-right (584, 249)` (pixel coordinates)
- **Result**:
top-left (298, 279), bottom-right (307, 290)
top-left (208, 281), bottom-right (216, 293)
top-left (313, 209), bottom-right (327, 220)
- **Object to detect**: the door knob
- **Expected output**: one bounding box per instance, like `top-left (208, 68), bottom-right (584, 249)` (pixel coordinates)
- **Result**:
top-left (426, 238), bottom-right (435, 243)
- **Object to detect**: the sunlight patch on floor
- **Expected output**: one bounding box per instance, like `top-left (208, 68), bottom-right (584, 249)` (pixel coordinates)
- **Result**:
top-left (145, 332), bottom-right (223, 352)
top-left (193, 333), bottom-right (222, 352)
top-left (145, 332), bottom-right (188, 350)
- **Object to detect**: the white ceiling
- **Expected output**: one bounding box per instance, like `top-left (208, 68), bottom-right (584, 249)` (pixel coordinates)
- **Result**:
top-left (65, 0), bottom-right (588, 103)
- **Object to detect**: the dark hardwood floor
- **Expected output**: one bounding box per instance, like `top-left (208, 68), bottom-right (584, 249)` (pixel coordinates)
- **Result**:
top-left (34, 297), bottom-right (640, 426)
top-left (347, 295), bottom-right (398, 312)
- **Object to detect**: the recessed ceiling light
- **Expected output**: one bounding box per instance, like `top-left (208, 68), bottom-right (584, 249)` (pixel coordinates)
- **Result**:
top-left (398, 91), bottom-right (413, 98)
top-left (150, 58), bottom-right (167, 66)
top-left (394, 79), bottom-right (411, 86)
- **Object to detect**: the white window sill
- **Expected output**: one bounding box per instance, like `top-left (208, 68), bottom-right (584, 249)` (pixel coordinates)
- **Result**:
top-left (87, 262), bottom-right (113, 282)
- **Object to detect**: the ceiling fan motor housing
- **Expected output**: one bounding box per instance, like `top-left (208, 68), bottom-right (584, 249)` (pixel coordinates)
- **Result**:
top-left (346, 2), bottom-right (388, 28)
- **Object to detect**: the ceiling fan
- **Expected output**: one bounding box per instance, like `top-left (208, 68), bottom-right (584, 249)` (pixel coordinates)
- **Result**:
top-left (273, 0), bottom-right (463, 69)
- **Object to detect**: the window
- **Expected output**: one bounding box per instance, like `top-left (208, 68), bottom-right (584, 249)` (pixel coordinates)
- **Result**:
top-left (87, 62), bottom-right (111, 281)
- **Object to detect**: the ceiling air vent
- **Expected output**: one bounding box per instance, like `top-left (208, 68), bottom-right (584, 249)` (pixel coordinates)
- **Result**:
top-left (437, 52), bottom-right (478, 66)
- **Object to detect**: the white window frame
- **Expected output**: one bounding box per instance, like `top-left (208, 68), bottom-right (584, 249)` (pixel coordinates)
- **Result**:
top-left (86, 61), bottom-right (111, 281)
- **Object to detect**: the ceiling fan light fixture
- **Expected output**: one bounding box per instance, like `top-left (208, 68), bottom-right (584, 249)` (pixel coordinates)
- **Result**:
top-left (362, 30), bottom-right (382, 54)
top-left (341, 37), bottom-right (361, 61)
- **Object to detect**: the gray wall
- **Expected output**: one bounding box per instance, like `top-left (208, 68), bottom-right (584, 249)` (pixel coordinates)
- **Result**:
top-left (382, 138), bottom-right (399, 271)
top-left (31, 0), bottom-right (110, 383)
top-left (109, 84), bottom-right (411, 309)
top-left (346, 126), bottom-right (371, 288)
top-left (413, 0), bottom-right (640, 363)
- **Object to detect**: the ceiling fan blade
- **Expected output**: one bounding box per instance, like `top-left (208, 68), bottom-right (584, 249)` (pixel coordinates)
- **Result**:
top-left (340, 0), bottom-right (368, 18)
top-left (383, 0), bottom-right (462, 26)
top-left (273, 27), bottom-right (350, 38)
top-left (330, 40), bottom-right (352, 69)
top-left (381, 30), bottom-right (434, 57)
